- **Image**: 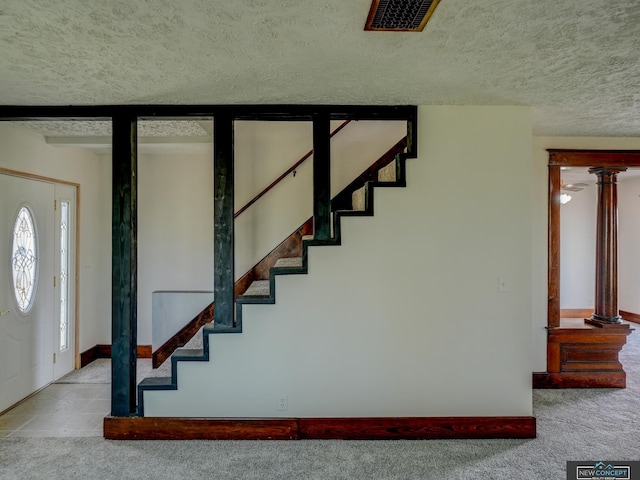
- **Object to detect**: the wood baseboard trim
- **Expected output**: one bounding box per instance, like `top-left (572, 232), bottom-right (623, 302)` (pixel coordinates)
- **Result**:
top-left (80, 344), bottom-right (152, 367)
top-left (533, 371), bottom-right (626, 389)
top-left (620, 310), bottom-right (640, 325)
top-left (103, 416), bottom-right (536, 440)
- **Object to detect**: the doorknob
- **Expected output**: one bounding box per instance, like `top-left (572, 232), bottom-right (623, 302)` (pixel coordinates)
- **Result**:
top-left (0, 310), bottom-right (9, 316)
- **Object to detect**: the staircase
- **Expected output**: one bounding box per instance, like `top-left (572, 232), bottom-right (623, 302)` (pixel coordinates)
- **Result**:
top-left (138, 149), bottom-right (408, 416)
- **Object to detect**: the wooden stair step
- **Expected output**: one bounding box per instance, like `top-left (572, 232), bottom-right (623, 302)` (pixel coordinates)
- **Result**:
top-left (243, 279), bottom-right (270, 297)
top-left (172, 348), bottom-right (205, 360)
top-left (138, 376), bottom-right (174, 389)
top-left (273, 257), bottom-right (303, 268)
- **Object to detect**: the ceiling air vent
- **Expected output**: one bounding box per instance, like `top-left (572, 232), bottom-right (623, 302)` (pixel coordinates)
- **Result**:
top-left (365, 0), bottom-right (441, 32)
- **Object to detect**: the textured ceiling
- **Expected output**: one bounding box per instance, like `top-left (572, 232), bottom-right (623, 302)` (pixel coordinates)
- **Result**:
top-left (1, 0), bottom-right (640, 136)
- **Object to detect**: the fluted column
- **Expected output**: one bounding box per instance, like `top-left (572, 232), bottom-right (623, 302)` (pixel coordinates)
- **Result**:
top-left (585, 166), bottom-right (627, 327)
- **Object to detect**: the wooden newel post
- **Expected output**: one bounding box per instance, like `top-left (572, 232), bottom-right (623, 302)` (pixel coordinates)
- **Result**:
top-left (111, 115), bottom-right (138, 416)
top-left (312, 113), bottom-right (331, 241)
top-left (586, 166), bottom-right (627, 327)
top-left (213, 112), bottom-right (235, 328)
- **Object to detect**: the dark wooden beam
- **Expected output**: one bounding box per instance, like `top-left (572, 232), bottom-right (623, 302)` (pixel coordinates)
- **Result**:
top-left (0, 104), bottom-right (418, 122)
top-left (548, 165), bottom-right (561, 329)
top-left (213, 113), bottom-right (235, 328)
top-left (548, 149), bottom-right (640, 167)
top-left (111, 115), bottom-right (138, 417)
top-left (312, 112), bottom-right (331, 241)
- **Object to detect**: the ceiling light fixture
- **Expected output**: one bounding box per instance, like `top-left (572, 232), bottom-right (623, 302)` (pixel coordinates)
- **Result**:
top-left (365, 0), bottom-right (442, 32)
top-left (560, 193), bottom-right (572, 204)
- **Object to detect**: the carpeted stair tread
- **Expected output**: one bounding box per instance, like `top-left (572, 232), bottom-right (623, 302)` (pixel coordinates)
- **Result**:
top-left (242, 279), bottom-right (270, 297)
top-left (378, 161), bottom-right (397, 182)
top-left (139, 376), bottom-right (174, 388)
top-left (172, 348), bottom-right (205, 359)
top-left (352, 186), bottom-right (366, 211)
top-left (274, 257), bottom-right (303, 268)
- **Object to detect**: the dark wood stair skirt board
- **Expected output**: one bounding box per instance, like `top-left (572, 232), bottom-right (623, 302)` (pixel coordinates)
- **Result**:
top-left (104, 416), bottom-right (536, 440)
top-left (533, 322), bottom-right (632, 389)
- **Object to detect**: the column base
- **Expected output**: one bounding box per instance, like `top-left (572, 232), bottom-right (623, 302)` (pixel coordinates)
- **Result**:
top-left (534, 322), bottom-right (632, 389)
top-left (584, 316), bottom-right (624, 328)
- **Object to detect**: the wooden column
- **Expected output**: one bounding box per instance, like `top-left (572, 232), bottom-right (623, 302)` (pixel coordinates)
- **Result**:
top-left (312, 113), bottom-right (331, 241)
top-left (547, 166), bottom-right (561, 328)
top-left (111, 115), bottom-right (138, 416)
top-left (585, 166), bottom-right (627, 327)
top-left (213, 113), bottom-right (235, 328)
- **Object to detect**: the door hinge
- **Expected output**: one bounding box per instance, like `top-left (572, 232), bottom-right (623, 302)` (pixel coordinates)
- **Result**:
top-left (54, 199), bottom-right (57, 211)
top-left (53, 353), bottom-right (57, 364)
top-left (53, 276), bottom-right (57, 287)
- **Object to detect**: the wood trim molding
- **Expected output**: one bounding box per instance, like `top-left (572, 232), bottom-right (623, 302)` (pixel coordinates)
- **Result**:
top-left (548, 165), bottom-right (561, 328)
top-left (104, 416), bottom-right (536, 440)
top-left (560, 308), bottom-right (594, 318)
top-left (533, 371), bottom-right (626, 389)
top-left (80, 344), bottom-right (151, 367)
top-left (548, 149), bottom-right (640, 167)
top-left (534, 323), bottom-right (632, 389)
top-left (620, 310), bottom-right (640, 325)
top-left (545, 150), bottom-right (636, 383)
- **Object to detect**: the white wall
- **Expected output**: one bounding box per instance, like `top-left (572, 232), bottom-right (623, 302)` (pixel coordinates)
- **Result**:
top-left (137, 152), bottom-right (215, 345)
top-left (144, 106), bottom-right (534, 418)
top-left (559, 184), bottom-right (596, 308)
top-left (619, 174), bottom-right (640, 314)
top-left (0, 124), bottom-right (111, 352)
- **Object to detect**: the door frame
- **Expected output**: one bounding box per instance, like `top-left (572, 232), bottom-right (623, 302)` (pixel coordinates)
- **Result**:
top-left (0, 167), bottom-right (81, 368)
top-left (547, 149), bottom-right (640, 328)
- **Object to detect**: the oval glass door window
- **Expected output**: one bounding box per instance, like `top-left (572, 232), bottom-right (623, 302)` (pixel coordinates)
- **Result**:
top-left (11, 206), bottom-right (38, 314)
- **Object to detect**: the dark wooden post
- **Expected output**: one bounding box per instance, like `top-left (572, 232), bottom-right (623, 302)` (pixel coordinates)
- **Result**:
top-left (313, 113), bottom-right (331, 241)
top-left (547, 165), bottom-right (561, 329)
top-left (586, 166), bottom-right (627, 327)
top-left (214, 112), bottom-right (235, 328)
top-left (111, 115), bottom-right (138, 416)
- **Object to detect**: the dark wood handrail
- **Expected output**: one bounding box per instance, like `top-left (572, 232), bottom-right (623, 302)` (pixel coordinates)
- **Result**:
top-left (233, 120), bottom-right (351, 218)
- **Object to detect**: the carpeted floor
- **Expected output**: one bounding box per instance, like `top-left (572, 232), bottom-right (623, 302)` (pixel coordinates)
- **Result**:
top-left (2, 329), bottom-right (639, 480)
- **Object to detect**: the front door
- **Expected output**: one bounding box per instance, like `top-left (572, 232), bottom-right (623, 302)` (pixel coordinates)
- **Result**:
top-left (0, 174), bottom-right (55, 413)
